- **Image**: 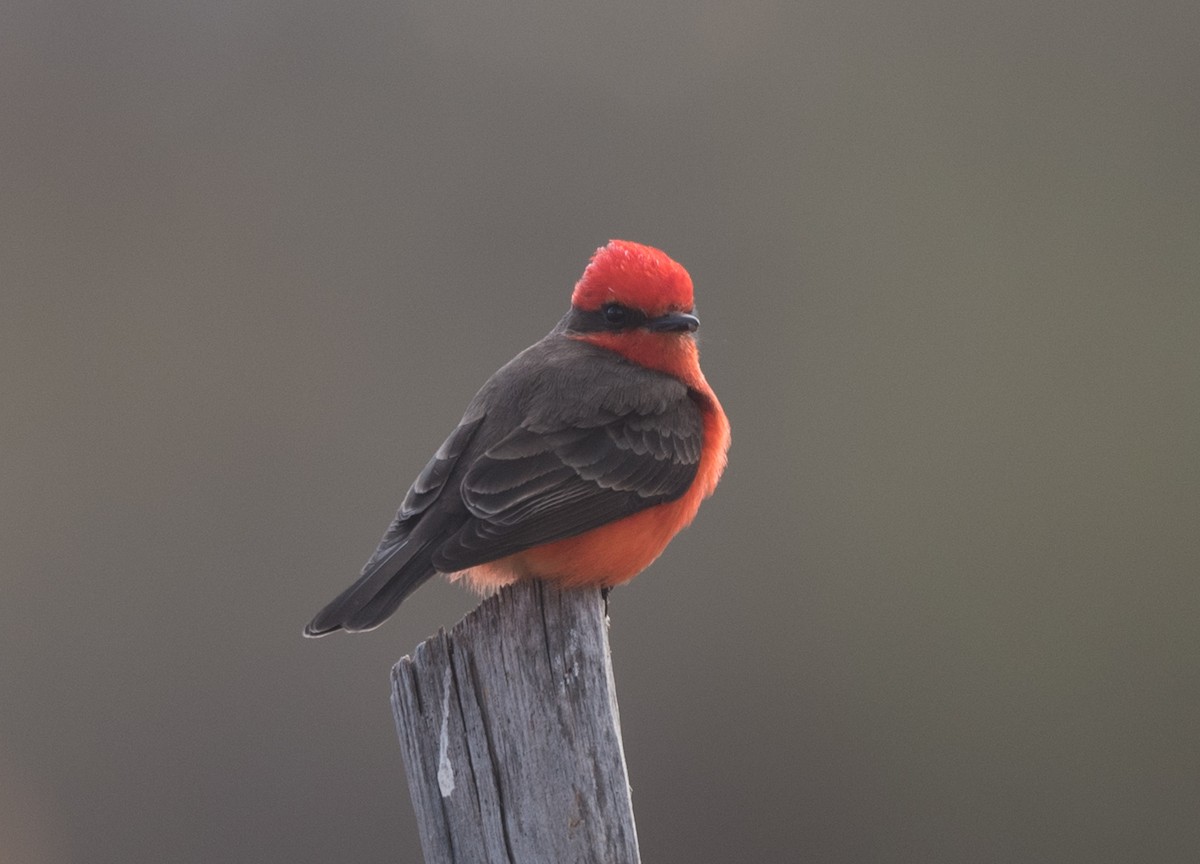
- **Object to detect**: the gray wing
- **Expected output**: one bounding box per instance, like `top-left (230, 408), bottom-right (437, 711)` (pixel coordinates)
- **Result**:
top-left (431, 383), bottom-right (702, 571)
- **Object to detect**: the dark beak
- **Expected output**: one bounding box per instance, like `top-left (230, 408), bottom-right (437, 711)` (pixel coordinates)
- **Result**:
top-left (647, 311), bottom-right (700, 333)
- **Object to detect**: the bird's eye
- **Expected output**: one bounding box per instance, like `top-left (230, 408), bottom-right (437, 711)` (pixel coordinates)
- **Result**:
top-left (603, 304), bottom-right (628, 325)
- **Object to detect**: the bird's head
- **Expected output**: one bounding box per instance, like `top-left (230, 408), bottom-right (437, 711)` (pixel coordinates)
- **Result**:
top-left (564, 240), bottom-right (705, 382)
top-left (567, 239), bottom-right (699, 336)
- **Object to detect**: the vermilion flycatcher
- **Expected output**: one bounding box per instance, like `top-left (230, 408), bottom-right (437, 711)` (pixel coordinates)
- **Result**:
top-left (305, 240), bottom-right (730, 636)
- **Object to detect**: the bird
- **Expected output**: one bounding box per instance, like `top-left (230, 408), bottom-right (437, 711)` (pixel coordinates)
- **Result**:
top-left (304, 239), bottom-right (730, 636)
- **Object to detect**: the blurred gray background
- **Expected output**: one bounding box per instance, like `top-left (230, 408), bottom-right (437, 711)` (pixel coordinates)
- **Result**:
top-left (3, 1), bottom-right (1198, 862)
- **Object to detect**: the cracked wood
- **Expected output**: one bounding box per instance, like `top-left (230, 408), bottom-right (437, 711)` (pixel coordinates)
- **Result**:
top-left (391, 581), bottom-right (641, 864)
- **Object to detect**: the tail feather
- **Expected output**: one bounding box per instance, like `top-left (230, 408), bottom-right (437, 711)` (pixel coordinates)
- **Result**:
top-left (303, 540), bottom-right (438, 637)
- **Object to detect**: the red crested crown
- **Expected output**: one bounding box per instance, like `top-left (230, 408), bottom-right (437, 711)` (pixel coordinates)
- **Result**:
top-left (571, 240), bottom-right (694, 316)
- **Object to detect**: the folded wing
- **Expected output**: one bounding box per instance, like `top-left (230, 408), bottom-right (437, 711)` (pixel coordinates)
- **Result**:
top-left (431, 397), bottom-right (702, 571)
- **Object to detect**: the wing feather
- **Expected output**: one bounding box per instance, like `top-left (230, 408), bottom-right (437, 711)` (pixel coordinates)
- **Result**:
top-left (431, 389), bottom-right (702, 572)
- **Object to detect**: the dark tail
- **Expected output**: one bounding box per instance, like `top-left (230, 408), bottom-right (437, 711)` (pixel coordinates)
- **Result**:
top-left (303, 539), bottom-right (438, 637)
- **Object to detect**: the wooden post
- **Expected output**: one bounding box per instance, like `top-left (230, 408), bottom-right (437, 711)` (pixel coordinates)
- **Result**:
top-left (390, 581), bottom-right (642, 864)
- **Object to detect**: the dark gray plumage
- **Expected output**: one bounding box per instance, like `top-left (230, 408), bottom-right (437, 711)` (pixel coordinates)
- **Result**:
top-left (304, 323), bottom-right (704, 637)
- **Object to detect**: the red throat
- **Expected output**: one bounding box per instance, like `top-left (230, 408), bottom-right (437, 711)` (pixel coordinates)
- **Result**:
top-left (570, 330), bottom-right (706, 389)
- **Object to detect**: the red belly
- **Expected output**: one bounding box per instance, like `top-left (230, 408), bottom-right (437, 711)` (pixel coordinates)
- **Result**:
top-left (454, 405), bottom-right (728, 591)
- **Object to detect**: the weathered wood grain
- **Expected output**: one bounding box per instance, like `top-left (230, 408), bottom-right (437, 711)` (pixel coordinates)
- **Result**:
top-left (391, 581), bottom-right (641, 864)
